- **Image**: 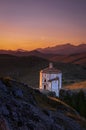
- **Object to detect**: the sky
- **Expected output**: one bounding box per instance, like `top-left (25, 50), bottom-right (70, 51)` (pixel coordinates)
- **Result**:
top-left (0, 0), bottom-right (86, 50)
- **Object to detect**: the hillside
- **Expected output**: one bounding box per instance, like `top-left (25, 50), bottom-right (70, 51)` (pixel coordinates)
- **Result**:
top-left (0, 77), bottom-right (86, 130)
top-left (50, 52), bottom-right (86, 67)
top-left (0, 49), bottom-right (54, 59)
top-left (60, 81), bottom-right (86, 118)
top-left (64, 81), bottom-right (86, 91)
top-left (0, 54), bottom-right (86, 87)
top-left (0, 55), bottom-right (49, 87)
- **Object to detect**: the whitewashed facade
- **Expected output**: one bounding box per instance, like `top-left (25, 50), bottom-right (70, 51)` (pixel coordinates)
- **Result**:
top-left (39, 63), bottom-right (62, 97)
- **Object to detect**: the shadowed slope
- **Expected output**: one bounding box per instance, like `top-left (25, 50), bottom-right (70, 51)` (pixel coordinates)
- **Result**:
top-left (0, 77), bottom-right (86, 130)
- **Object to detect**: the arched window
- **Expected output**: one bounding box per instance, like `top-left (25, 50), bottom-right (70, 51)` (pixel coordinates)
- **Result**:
top-left (44, 79), bottom-right (46, 82)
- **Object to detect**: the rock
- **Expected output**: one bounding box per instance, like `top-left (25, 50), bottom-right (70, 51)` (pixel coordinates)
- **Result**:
top-left (35, 123), bottom-right (47, 130)
top-left (0, 116), bottom-right (10, 130)
top-left (52, 124), bottom-right (64, 130)
top-left (1, 106), bottom-right (9, 116)
top-left (18, 125), bottom-right (28, 130)
top-left (13, 89), bottom-right (23, 98)
top-left (0, 80), bottom-right (7, 92)
top-left (11, 111), bottom-right (19, 122)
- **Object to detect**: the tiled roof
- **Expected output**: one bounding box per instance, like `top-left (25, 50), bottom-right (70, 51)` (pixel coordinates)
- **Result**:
top-left (40, 67), bottom-right (61, 74)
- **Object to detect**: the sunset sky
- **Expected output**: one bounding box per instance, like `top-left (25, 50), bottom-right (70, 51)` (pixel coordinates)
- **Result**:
top-left (0, 0), bottom-right (86, 50)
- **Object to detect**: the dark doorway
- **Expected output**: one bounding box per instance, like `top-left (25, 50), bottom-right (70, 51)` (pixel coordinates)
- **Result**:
top-left (44, 85), bottom-right (46, 90)
top-left (44, 79), bottom-right (46, 82)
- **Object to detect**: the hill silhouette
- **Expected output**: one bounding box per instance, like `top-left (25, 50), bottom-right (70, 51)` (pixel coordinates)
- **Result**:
top-left (0, 43), bottom-right (86, 67)
top-left (0, 43), bottom-right (86, 56)
top-left (0, 77), bottom-right (85, 130)
top-left (37, 43), bottom-right (86, 55)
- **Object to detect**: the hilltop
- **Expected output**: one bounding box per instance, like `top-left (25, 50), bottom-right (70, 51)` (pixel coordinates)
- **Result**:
top-left (0, 77), bottom-right (86, 130)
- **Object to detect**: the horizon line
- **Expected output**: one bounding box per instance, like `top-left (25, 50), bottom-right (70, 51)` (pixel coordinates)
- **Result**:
top-left (0, 43), bottom-right (86, 51)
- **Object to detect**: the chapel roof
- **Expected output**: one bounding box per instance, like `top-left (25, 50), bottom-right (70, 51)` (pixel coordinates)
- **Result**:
top-left (41, 63), bottom-right (61, 74)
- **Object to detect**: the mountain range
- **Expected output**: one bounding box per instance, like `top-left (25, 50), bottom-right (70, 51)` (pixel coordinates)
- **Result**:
top-left (0, 43), bottom-right (86, 56)
top-left (0, 43), bottom-right (86, 67)
top-left (37, 43), bottom-right (86, 55)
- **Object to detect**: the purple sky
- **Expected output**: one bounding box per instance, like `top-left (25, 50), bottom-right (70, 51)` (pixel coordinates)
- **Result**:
top-left (0, 0), bottom-right (86, 50)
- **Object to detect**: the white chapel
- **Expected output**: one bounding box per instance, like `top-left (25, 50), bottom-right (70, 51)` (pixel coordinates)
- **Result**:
top-left (39, 63), bottom-right (62, 97)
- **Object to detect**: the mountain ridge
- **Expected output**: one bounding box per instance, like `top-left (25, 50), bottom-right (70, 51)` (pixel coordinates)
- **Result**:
top-left (37, 43), bottom-right (86, 55)
top-left (0, 43), bottom-right (86, 56)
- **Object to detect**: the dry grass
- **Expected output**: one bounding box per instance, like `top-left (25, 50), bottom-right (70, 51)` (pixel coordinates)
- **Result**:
top-left (65, 81), bottom-right (86, 90)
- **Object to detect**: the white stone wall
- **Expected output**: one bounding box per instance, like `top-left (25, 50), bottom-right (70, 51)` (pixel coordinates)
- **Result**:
top-left (39, 72), bottom-right (62, 96)
top-left (39, 71), bottom-right (42, 89)
top-left (52, 80), bottom-right (59, 96)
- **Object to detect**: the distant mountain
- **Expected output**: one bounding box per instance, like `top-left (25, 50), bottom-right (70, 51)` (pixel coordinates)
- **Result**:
top-left (0, 49), bottom-right (29, 56)
top-left (0, 43), bottom-right (86, 56)
top-left (37, 43), bottom-right (86, 55)
top-left (37, 43), bottom-right (86, 67)
top-left (25, 50), bottom-right (55, 59)
top-left (0, 49), bottom-right (43, 57)
top-left (0, 43), bottom-right (86, 67)
top-left (0, 49), bottom-right (56, 60)
top-left (50, 52), bottom-right (86, 67)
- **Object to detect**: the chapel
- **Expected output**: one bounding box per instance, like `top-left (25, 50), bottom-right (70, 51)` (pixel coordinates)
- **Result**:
top-left (39, 63), bottom-right (62, 96)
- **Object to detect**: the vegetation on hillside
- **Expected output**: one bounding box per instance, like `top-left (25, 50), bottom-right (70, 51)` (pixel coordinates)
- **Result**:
top-left (60, 81), bottom-right (86, 118)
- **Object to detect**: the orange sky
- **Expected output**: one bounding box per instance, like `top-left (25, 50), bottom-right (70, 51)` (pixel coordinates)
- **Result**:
top-left (0, 21), bottom-right (85, 50)
top-left (0, 0), bottom-right (86, 50)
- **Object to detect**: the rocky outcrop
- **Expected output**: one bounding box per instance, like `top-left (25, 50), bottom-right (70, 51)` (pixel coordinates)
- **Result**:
top-left (0, 77), bottom-right (86, 130)
top-left (0, 116), bottom-right (10, 130)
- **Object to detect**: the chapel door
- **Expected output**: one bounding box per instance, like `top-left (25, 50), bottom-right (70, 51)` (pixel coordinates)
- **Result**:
top-left (44, 85), bottom-right (46, 90)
